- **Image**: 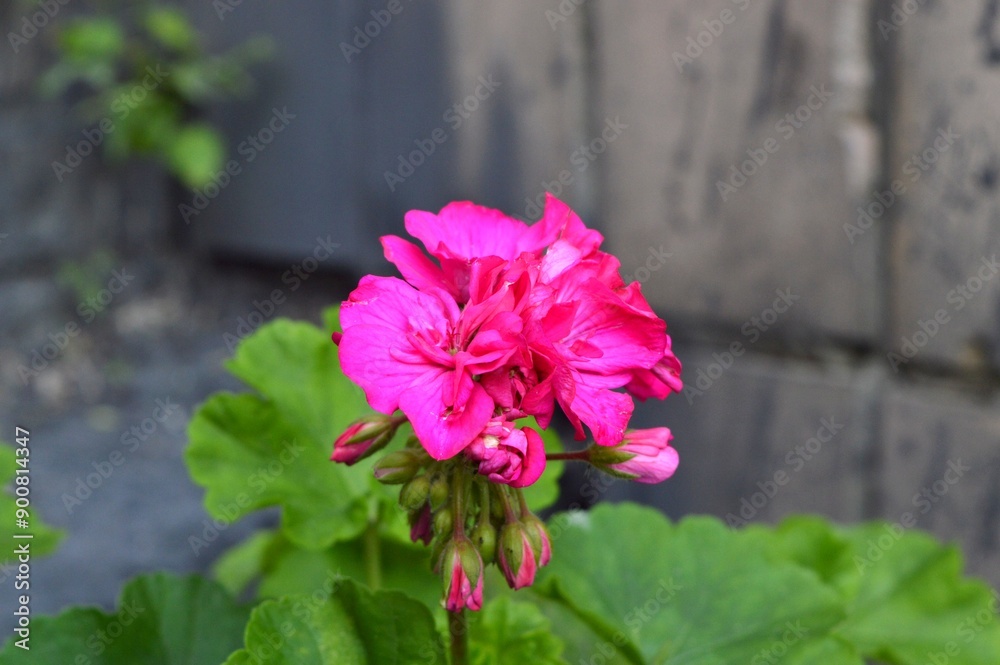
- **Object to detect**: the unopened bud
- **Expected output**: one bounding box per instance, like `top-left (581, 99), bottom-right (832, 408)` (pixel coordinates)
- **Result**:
top-left (471, 519), bottom-right (497, 563)
top-left (498, 522), bottom-right (538, 590)
top-left (433, 506), bottom-right (453, 535)
top-left (442, 537), bottom-right (483, 612)
top-left (428, 473), bottom-right (449, 511)
top-left (331, 415), bottom-right (397, 465)
top-left (374, 449), bottom-right (424, 484)
top-left (399, 475), bottom-right (431, 511)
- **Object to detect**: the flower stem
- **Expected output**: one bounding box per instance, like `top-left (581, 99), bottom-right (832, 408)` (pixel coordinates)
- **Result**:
top-left (448, 607), bottom-right (469, 665)
top-left (546, 450), bottom-right (591, 462)
top-left (362, 520), bottom-right (382, 590)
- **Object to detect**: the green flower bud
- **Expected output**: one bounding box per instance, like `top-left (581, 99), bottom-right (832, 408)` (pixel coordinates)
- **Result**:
top-left (428, 473), bottom-right (450, 511)
top-left (399, 474), bottom-right (431, 511)
top-left (433, 506), bottom-right (453, 535)
top-left (373, 449), bottom-right (424, 485)
top-left (471, 518), bottom-right (497, 563)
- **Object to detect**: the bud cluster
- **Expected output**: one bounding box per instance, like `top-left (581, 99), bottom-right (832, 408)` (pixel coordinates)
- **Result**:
top-left (372, 446), bottom-right (551, 612)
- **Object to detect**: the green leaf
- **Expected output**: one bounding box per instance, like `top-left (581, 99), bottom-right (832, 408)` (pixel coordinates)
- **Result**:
top-left (0, 443), bottom-right (62, 566)
top-left (143, 7), bottom-right (197, 52)
top-left (236, 532), bottom-right (441, 607)
top-left (224, 579), bottom-right (445, 664)
top-left (469, 596), bottom-right (564, 664)
top-left (186, 318), bottom-right (400, 550)
top-left (536, 503), bottom-right (859, 665)
top-left (754, 517), bottom-right (1000, 665)
top-left (58, 18), bottom-right (125, 65)
top-left (168, 123), bottom-right (225, 189)
top-left (213, 529), bottom-right (275, 597)
top-left (0, 573), bottom-right (249, 664)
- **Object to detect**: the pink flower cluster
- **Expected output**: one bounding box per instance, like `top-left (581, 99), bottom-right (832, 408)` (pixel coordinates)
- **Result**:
top-left (336, 195), bottom-right (681, 487)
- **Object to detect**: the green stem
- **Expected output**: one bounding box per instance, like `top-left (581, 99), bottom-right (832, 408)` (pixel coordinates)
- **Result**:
top-left (448, 607), bottom-right (469, 665)
top-left (362, 520), bottom-right (382, 590)
top-left (452, 464), bottom-right (468, 537)
top-left (546, 450), bottom-right (591, 462)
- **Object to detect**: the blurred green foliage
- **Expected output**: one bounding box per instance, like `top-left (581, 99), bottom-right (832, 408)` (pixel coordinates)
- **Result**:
top-left (42, 0), bottom-right (272, 189)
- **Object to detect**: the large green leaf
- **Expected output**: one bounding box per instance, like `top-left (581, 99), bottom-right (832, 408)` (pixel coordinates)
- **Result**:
top-left (536, 503), bottom-right (859, 665)
top-left (224, 579), bottom-right (444, 664)
top-left (186, 319), bottom-right (391, 550)
top-left (752, 516), bottom-right (1000, 665)
top-left (0, 574), bottom-right (249, 664)
top-left (213, 528), bottom-right (442, 611)
top-left (0, 443), bottom-right (62, 567)
top-left (469, 596), bottom-right (564, 664)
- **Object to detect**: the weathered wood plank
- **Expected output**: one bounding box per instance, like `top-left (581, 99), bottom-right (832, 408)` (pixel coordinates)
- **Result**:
top-left (592, 0), bottom-right (879, 342)
top-left (888, 3), bottom-right (1000, 372)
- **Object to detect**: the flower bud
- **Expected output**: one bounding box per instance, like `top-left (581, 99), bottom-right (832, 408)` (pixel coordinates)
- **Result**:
top-left (498, 522), bottom-right (538, 590)
top-left (433, 506), bottom-right (453, 535)
top-left (428, 473), bottom-right (450, 511)
top-left (399, 475), bottom-right (431, 511)
top-left (331, 416), bottom-right (396, 465)
top-left (520, 513), bottom-right (552, 568)
top-left (442, 537), bottom-right (483, 612)
top-left (373, 449), bottom-right (424, 484)
top-left (589, 428), bottom-right (679, 484)
top-left (471, 519), bottom-right (497, 564)
top-left (409, 504), bottom-right (432, 546)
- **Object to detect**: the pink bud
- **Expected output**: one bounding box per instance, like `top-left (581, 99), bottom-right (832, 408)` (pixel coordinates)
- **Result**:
top-left (606, 428), bottom-right (679, 484)
top-left (498, 523), bottom-right (537, 590)
top-left (466, 422), bottom-right (546, 488)
top-left (330, 416), bottom-right (394, 465)
top-left (409, 504), bottom-right (433, 546)
top-left (442, 538), bottom-right (483, 612)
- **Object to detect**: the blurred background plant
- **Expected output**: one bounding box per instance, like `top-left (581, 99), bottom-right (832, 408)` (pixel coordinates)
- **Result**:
top-left (38, 0), bottom-right (272, 189)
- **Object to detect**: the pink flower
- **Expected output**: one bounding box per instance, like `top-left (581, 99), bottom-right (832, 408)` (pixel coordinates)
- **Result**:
top-left (594, 428), bottom-right (679, 484)
top-left (442, 537), bottom-right (483, 612)
top-left (338, 275), bottom-right (517, 460)
top-left (498, 523), bottom-right (538, 589)
top-left (626, 336), bottom-right (683, 401)
top-left (382, 200), bottom-right (564, 303)
top-left (465, 418), bottom-right (546, 488)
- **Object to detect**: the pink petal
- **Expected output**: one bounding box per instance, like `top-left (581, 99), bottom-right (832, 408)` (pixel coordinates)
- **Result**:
top-left (381, 235), bottom-right (458, 298)
top-left (508, 427), bottom-right (546, 488)
top-left (400, 370), bottom-right (494, 460)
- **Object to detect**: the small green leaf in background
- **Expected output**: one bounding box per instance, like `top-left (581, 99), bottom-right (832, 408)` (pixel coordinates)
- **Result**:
top-left (143, 7), bottom-right (197, 53)
top-left (58, 17), bottom-right (125, 64)
top-left (0, 443), bottom-right (62, 565)
top-left (469, 596), bottom-right (565, 664)
top-left (167, 123), bottom-right (226, 190)
top-left (536, 503), bottom-right (860, 665)
top-left (750, 516), bottom-right (1000, 665)
top-left (0, 574), bottom-right (249, 664)
top-left (224, 579), bottom-right (445, 664)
